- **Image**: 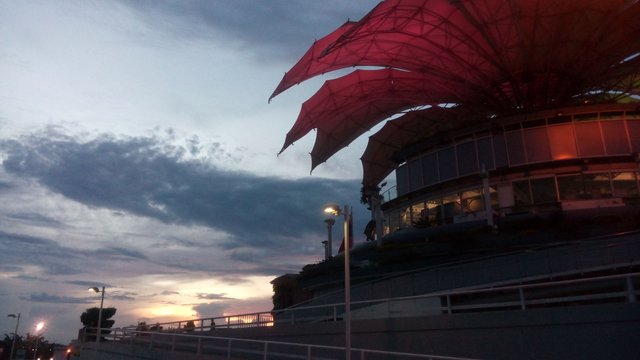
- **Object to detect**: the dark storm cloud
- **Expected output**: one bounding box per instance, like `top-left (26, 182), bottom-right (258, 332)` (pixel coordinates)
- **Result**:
top-left (122, 0), bottom-right (378, 58)
top-left (0, 231), bottom-right (80, 276)
top-left (0, 230), bottom-right (151, 278)
top-left (4, 212), bottom-right (64, 227)
top-left (110, 293), bottom-right (136, 301)
top-left (64, 280), bottom-right (114, 288)
top-left (0, 180), bottom-right (13, 190)
top-left (196, 293), bottom-right (234, 301)
top-left (161, 290), bottom-right (180, 295)
top-left (23, 292), bottom-right (93, 304)
top-left (102, 247), bottom-right (148, 261)
top-left (0, 130), bottom-right (365, 253)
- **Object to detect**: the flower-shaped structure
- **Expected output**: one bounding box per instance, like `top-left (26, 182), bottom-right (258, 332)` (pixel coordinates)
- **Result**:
top-left (272, 0), bottom-right (640, 188)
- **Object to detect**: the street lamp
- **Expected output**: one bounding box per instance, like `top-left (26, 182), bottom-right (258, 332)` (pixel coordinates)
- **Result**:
top-left (324, 217), bottom-right (335, 260)
top-left (323, 204), bottom-right (351, 360)
top-left (33, 321), bottom-right (45, 360)
top-left (88, 286), bottom-right (105, 345)
top-left (7, 313), bottom-right (20, 360)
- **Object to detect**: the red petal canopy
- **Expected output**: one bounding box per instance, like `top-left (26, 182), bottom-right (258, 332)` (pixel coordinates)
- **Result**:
top-left (360, 107), bottom-right (476, 188)
top-left (273, 0), bottom-right (640, 187)
top-left (280, 68), bottom-right (483, 169)
top-left (269, 20), bottom-right (358, 102)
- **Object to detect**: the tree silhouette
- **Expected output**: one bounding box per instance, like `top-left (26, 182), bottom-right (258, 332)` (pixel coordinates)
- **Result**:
top-left (80, 307), bottom-right (117, 341)
top-left (1, 333), bottom-right (53, 360)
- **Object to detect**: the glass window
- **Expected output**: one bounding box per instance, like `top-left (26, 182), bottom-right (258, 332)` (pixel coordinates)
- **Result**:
top-left (386, 210), bottom-right (399, 233)
top-left (424, 198), bottom-right (443, 226)
top-left (512, 180), bottom-right (532, 205)
top-left (575, 122), bottom-right (605, 157)
top-left (505, 130), bottom-right (526, 165)
top-left (557, 175), bottom-right (584, 200)
top-left (530, 177), bottom-right (557, 204)
top-left (461, 188), bottom-right (484, 214)
top-left (457, 141), bottom-right (478, 175)
top-left (582, 173), bottom-right (612, 199)
top-left (602, 120), bottom-right (630, 155)
top-left (548, 124), bottom-right (578, 160)
top-left (408, 158), bottom-right (423, 191)
top-left (492, 131), bottom-right (509, 168)
top-left (612, 172), bottom-right (639, 197)
top-left (396, 165), bottom-right (409, 196)
top-left (400, 207), bottom-right (411, 228)
top-left (438, 147), bottom-right (457, 180)
top-left (411, 202), bottom-right (428, 227)
top-left (600, 111), bottom-right (624, 120)
top-left (626, 110), bottom-right (640, 120)
top-left (441, 193), bottom-right (461, 224)
top-left (523, 127), bottom-right (551, 163)
top-left (476, 136), bottom-right (494, 170)
top-left (626, 120), bottom-right (640, 152)
top-left (422, 152), bottom-right (439, 186)
top-left (489, 185), bottom-right (499, 209)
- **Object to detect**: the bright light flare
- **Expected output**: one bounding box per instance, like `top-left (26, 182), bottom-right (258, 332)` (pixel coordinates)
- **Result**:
top-left (324, 204), bottom-right (340, 215)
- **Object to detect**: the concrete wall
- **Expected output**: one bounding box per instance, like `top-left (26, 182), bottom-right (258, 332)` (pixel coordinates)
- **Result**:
top-left (221, 302), bottom-right (640, 360)
top-left (306, 234), bottom-right (640, 309)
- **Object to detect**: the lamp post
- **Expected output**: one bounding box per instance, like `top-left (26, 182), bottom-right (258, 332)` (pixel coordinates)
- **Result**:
top-left (324, 204), bottom-right (351, 360)
top-left (32, 321), bottom-right (45, 360)
top-left (89, 286), bottom-right (105, 345)
top-left (7, 313), bottom-right (20, 360)
top-left (324, 217), bottom-right (335, 260)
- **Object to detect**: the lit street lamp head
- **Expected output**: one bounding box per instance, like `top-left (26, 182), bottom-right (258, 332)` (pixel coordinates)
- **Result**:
top-left (323, 204), bottom-right (341, 216)
top-left (35, 321), bottom-right (45, 332)
top-left (88, 287), bottom-right (101, 293)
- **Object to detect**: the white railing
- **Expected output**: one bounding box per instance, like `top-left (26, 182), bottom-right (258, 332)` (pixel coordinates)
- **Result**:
top-left (94, 271), bottom-right (638, 337)
top-left (87, 271), bottom-right (638, 359)
top-left (271, 271), bottom-right (639, 324)
top-left (83, 271), bottom-right (638, 359)
top-left (84, 330), bottom-right (480, 360)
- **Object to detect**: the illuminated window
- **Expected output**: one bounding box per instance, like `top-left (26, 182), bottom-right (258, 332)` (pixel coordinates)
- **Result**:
top-left (602, 120), bottom-right (630, 155)
top-left (611, 172), bottom-right (639, 197)
top-left (548, 124), bottom-right (578, 160)
top-left (582, 173), bottom-right (612, 199)
top-left (410, 202), bottom-right (428, 227)
top-left (426, 198), bottom-right (442, 225)
top-left (557, 175), bottom-right (583, 200)
top-left (461, 188), bottom-right (483, 213)
top-left (442, 193), bottom-right (462, 224)
top-left (626, 119), bottom-right (640, 152)
top-left (400, 207), bottom-right (411, 228)
top-left (558, 173), bottom-right (613, 200)
top-left (386, 210), bottom-right (399, 232)
top-left (575, 122), bottom-right (605, 157)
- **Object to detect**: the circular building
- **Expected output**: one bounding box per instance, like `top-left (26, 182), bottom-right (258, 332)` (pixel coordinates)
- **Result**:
top-left (272, 0), bottom-right (640, 241)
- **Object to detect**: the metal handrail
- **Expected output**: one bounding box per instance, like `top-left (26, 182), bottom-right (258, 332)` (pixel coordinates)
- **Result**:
top-left (88, 328), bottom-right (480, 360)
top-left (102, 271), bottom-right (638, 335)
top-left (88, 271), bottom-right (638, 359)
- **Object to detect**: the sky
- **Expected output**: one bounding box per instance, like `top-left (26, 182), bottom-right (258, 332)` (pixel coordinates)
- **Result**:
top-left (0, 0), bottom-right (384, 344)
